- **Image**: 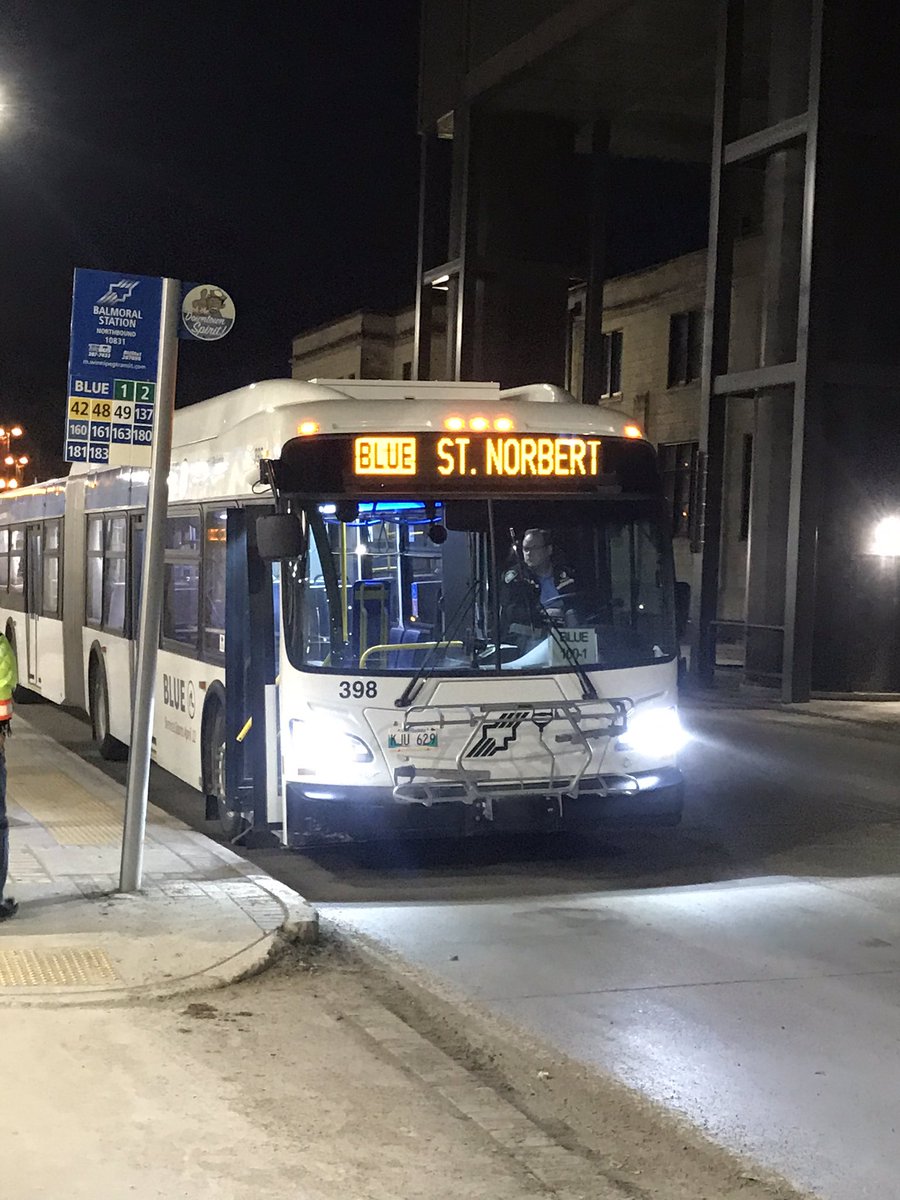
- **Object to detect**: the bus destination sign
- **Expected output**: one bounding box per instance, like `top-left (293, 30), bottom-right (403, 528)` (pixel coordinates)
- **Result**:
top-left (278, 430), bottom-right (655, 496)
top-left (353, 434), bottom-right (604, 481)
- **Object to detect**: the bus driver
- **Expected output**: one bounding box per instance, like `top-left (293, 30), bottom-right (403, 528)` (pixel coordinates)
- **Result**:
top-left (501, 528), bottom-right (578, 651)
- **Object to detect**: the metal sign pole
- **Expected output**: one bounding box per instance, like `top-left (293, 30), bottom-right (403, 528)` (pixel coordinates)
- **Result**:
top-left (119, 277), bottom-right (180, 893)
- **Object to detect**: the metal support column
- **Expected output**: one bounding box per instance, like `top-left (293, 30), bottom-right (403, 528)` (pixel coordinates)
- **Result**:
top-left (694, 0), bottom-right (820, 700)
top-left (691, 0), bottom-right (742, 685)
top-left (447, 104), bottom-right (472, 381)
top-left (781, 0), bottom-right (824, 703)
top-left (581, 121), bottom-right (610, 407)
top-left (413, 132), bottom-right (435, 381)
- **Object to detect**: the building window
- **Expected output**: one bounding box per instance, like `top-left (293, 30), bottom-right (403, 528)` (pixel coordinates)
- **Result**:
top-left (401, 360), bottom-right (412, 380)
top-left (600, 329), bottom-right (623, 397)
top-left (658, 442), bottom-right (699, 538)
top-left (667, 310), bottom-right (702, 387)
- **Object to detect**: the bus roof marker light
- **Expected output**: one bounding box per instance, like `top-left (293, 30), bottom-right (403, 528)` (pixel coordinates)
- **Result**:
top-left (469, 416), bottom-right (489, 432)
top-left (298, 420), bottom-right (319, 436)
top-left (624, 424), bottom-right (643, 439)
top-left (444, 416), bottom-right (464, 431)
top-left (493, 416), bottom-right (514, 432)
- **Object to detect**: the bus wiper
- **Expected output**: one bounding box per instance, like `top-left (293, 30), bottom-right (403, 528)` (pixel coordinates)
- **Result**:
top-left (395, 577), bottom-right (479, 709)
top-left (533, 597), bottom-right (598, 701)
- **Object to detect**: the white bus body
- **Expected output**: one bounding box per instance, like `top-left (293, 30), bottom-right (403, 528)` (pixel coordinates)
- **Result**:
top-left (0, 378), bottom-right (686, 844)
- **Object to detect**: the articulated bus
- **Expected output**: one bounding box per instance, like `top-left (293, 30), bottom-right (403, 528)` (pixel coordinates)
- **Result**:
top-left (0, 378), bottom-right (688, 846)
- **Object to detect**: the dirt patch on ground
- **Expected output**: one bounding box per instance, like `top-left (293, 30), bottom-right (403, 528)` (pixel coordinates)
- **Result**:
top-left (300, 926), bottom-right (814, 1200)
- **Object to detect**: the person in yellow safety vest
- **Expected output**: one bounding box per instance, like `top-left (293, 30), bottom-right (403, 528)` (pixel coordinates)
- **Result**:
top-left (0, 630), bottom-right (18, 921)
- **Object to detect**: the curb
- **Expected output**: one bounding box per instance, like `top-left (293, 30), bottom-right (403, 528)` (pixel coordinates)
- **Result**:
top-left (1, 717), bottom-right (319, 1008)
top-left (681, 693), bottom-right (900, 740)
top-left (0, 887), bottom-right (318, 1009)
top-left (321, 919), bottom-right (803, 1200)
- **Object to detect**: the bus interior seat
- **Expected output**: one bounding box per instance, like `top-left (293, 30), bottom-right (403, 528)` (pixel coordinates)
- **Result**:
top-left (386, 625), bottom-right (429, 668)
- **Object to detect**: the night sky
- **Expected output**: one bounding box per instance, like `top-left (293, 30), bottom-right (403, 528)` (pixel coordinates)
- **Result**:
top-left (0, 1), bottom-right (421, 476)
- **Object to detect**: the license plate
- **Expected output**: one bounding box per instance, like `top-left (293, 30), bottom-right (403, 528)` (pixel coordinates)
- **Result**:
top-left (388, 727), bottom-right (439, 750)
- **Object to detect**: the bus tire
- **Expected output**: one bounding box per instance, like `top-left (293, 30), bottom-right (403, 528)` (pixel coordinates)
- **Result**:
top-left (89, 654), bottom-right (127, 761)
top-left (5, 623), bottom-right (40, 704)
top-left (203, 697), bottom-right (246, 840)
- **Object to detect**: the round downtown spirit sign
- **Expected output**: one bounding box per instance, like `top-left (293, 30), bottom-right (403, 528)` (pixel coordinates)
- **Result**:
top-left (181, 283), bottom-right (236, 341)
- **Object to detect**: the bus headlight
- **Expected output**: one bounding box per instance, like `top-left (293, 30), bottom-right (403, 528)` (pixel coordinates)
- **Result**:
top-left (288, 718), bottom-right (374, 768)
top-left (616, 706), bottom-right (688, 757)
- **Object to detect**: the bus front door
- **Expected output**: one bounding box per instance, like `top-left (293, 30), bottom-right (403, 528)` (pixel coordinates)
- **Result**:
top-left (24, 523), bottom-right (43, 690)
top-left (224, 506), bottom-right (279, 841)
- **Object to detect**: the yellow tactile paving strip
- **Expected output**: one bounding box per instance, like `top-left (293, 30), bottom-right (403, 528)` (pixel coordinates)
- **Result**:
top-left (9, 772), bottom-right (121, 845)
top-left (0, 947), bottom-right (120, 987)
top-left (6, 846), bottom-right (52, 883)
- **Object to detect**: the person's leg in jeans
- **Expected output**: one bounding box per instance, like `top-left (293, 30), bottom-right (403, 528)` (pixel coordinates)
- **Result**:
top-left (0, 743), bottom-right (8, 890)
top-left (0, 730), bottom-right (15, 918)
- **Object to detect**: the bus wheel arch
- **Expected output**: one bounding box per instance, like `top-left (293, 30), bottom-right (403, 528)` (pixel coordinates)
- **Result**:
top-left (88, 646), bottom-right (127, 760)
top-left (201, 684), bottom-right (246, 839)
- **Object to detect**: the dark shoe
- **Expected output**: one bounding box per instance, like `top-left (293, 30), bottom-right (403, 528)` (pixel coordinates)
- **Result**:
top-left (0, 897), bottom-right (17, 921)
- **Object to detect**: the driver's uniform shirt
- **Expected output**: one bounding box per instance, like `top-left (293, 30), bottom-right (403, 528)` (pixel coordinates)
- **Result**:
top-left (501, 565), bottom-right (577, 636)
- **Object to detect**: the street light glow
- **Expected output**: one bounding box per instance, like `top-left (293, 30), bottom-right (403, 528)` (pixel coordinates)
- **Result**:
top-left (870, 516), bottom-right (900, 557)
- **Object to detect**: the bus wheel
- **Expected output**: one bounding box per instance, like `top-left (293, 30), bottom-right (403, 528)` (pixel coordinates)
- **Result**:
top-left (206, 702), bottom-right (246, 840)
top-left (89, 656), bottom-right (127, 761)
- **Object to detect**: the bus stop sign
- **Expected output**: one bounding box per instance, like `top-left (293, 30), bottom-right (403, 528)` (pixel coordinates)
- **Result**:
top-left (65, 268), bottom-right (163, 468)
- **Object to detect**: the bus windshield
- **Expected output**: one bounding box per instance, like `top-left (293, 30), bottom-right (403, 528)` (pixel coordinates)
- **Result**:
top-left (282, 496), bottom-right (675, 675)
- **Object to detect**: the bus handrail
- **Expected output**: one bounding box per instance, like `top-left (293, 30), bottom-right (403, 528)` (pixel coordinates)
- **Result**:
top-left (359, 640), bottom-right (464, 668)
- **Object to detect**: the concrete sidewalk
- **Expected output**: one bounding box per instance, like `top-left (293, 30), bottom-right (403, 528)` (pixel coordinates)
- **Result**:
top-left (0, 715), bottom-right (317, 1004)
top-left (683, 674), bottom-right (900, 735)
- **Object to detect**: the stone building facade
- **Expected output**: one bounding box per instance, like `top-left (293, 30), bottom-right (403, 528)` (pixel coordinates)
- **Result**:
top-left (291, 307), bottom-right (447, 385)
top-left (289, 247), bottom-right (765, 643)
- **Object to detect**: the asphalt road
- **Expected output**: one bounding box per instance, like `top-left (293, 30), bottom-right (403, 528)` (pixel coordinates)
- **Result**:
top-left (21, 695), bottom-right (900, 1200)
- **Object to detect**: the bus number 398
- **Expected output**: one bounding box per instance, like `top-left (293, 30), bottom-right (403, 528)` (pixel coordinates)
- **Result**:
top-left (339, 680), bottom-right (378, 699)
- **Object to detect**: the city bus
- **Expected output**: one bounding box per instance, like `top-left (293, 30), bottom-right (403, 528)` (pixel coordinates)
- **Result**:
top-left (0, 378), bottom-right (687, 845)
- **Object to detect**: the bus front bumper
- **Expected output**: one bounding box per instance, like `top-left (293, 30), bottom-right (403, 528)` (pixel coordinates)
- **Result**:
top-left (284, 767), bottom-right (684, 844)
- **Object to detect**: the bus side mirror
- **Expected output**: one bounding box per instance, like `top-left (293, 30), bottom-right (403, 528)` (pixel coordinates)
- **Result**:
top-left (256, 514), bottom-right (302, 562)
top-left (674, 580), bottom-right (690, 642)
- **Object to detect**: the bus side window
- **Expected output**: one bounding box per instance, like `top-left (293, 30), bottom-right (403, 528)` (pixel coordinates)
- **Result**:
top-left (43, 519), bottom-right (61, 617)
top-left (163, 512), bottom-right (201, 651)
top-left (103, 517), bottom-right (127, 634)
top-left (8, 528), bottom-right (24, 596)
top-left (203, 508), bottom-right (227, 658)
top-left (86, 515), bottom-right (103, 625)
